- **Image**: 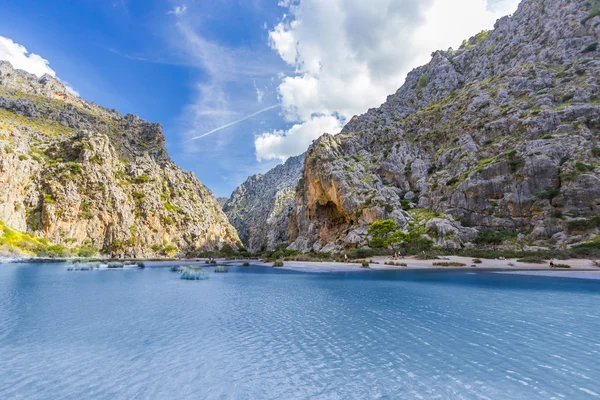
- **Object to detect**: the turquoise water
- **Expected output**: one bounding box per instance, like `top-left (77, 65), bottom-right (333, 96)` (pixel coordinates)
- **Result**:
top-left (1, 263), bottom-right (599, 399)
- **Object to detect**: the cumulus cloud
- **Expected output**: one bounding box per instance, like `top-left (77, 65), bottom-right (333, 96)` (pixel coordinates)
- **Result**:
top-left (168, 5), bottom-right (187, 16)
top-left (255, 0), bottom-right (519, 161)
top-left (0, 36), bottom-right (56, 77)
top-left (0, 35), bottom-right (79, 96)
top-left (255, 114), bottom-right (342, 162)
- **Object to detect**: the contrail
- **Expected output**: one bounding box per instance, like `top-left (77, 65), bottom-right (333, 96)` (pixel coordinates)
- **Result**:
top-left (184, 104), bottom-right (280, 143)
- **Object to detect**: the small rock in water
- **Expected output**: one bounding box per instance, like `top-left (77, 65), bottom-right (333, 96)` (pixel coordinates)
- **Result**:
top-left (67, 262), bottom-right (96, 271)
top-left (180, 266), bottom-right (209, 280)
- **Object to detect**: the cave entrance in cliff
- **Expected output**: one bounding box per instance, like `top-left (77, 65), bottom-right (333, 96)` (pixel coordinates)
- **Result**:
top-left (316, 201), bottom-right (347, 242)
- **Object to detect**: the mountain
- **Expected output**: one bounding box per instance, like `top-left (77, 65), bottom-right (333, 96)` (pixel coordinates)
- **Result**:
top-left (0, 61), bottom-right (240, 257)
top-left (289, 0), bottom-right (600, 252)
top-left (223, 153), bottom-right (304, 252)
top-left (236, 0), bottom-right (600, 254)
top-left (215, 197), bottom-right (229, 208)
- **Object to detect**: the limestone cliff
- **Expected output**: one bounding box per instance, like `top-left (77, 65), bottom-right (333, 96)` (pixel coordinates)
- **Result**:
top-left (0, 61), bottom-right (240, 257)
top-left (223, 154), bottom-right (304, 252)
top-left (289, 0), bottom-right (600, 252)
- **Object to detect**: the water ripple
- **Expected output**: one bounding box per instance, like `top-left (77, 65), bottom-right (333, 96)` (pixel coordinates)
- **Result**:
top-left (0, 265), bottom-right (599, 399)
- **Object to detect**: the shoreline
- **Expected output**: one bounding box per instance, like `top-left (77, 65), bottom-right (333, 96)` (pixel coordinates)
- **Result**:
top-left (4, 255), bottom-right (600, 279)
top-left (247, 255), bottom-right (600, 271)
top-left (237, 255), bottom-right (600, 279)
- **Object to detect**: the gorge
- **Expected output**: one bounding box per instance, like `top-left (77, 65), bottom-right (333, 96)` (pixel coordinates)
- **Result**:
top-left (1, 0), bottom-right (600, 259)
top-left (224, 0), bottom-right (600, 255)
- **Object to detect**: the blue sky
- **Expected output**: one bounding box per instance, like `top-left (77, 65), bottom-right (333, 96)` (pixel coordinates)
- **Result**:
top-left (0, 0), bottom-right (519, 197)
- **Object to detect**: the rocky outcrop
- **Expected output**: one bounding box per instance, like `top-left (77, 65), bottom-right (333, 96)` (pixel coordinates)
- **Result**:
top-left (223, 154), bottom-right (304, 252)
top-left (289, 0), bottom-right (600, 252)
top-left (215, 197), bottom-right (228, 208)
top-left (0, 61), bottom-right (240, 257)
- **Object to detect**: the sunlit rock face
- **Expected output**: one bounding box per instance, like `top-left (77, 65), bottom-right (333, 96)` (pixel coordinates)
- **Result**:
top-left (223, 154), bottom-right (304, 252)
top-left (0, 61), bottom-right (240, 257)
top-left (288, 0), bottom-right (600, 252)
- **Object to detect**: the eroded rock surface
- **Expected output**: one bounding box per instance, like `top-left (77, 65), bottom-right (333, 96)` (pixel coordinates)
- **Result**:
top-left (223, 154), bottom-right (304, 252)
top-left (0, 61), bottom-right (240, 257)
top-left (288, 0), bottom-right (600, 251)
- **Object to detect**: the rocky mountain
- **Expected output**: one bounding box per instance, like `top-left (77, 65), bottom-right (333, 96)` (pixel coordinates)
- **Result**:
top-left (223, 153), bottom-right (304, 252)
top-left (215, 197), bottom-right (228, 208)
top-left (0, 61), bottom-right (240, 257)
top-left (285, 0), bottom-right (600, 252)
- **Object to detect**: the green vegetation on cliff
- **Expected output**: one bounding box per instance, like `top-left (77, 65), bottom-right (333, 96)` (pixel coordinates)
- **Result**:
top-left (0, 220), bottom-right (98, 257)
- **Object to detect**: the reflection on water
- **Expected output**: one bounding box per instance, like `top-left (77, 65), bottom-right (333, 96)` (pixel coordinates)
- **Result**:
top-left (1, 262), bottom-right (599, 399)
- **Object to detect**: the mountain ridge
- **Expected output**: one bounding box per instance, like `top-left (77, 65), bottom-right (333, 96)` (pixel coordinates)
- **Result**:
top-left (0, 61), bottom-right (240, 257)
top-left (228, 0), bottom-right (600, 254)
top-left (223, 153), bottom-right (304, 252)
top-left (289, 0), bottom-right (600, 252)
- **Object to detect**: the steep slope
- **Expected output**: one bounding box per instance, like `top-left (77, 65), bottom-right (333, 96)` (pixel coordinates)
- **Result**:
top-left (290, 0), bottom-right (600, 252)
top-left (223, 153), bottom-right (304, 252)
top-left (215, 197), bottom-right (228, 208)
top-left (0, 61), bottom-right (240, 257)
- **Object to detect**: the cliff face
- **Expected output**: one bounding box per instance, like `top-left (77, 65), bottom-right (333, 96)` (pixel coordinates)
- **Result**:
top-left (223, 153), bottom-right (304, 252)
top-left (0, 61), bottom-right (240, 257)
top-left (289, 0), bottom-right (600, 252)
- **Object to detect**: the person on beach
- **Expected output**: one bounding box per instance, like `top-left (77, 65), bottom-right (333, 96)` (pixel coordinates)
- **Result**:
top-left (549, 258), bottom-right (554, 268)
top-left (344, 253), bottom-right (348, 263)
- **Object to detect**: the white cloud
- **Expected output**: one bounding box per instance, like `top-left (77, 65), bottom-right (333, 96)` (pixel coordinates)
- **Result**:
top-left (255, 114), bottom-right (342, 162)
top-left (171, 20), bottom-right (282, 153)
top-left (0, 35), bottom-right (79, 96)
top-left (61, 81), bottom-right (80, 97)
top-left (255, 0), bottom-right (519, 161)
top-left (168, 5), bottom-right (187, 16)
top-left (253, 80), bottom-right (264, 103)
top-left (0, 36), bottom-right (56, 77)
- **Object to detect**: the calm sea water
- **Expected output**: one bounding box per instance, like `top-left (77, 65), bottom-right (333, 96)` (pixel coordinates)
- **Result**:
top-left (1, 262), bottom-right (599, 400)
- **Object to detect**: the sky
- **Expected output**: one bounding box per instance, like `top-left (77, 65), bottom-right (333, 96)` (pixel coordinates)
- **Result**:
top-left (0, 0), bottom-right (519, 197)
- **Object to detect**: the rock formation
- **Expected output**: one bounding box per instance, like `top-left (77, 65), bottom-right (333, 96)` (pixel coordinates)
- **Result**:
top-left (215, 197), bottom-right (228, 208)
top-left (286, 0), bottom-right (600, 252)
top-left (0, 61), bottom-right (240, 257)
top-left (223, 154), bottom-right (304, 252)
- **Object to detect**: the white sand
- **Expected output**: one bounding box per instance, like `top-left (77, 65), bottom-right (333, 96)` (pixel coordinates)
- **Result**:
top-left (233, 255), bottom-right (600, 274)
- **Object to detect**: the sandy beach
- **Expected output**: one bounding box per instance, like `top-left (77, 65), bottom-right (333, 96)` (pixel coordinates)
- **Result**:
top-left (233, 255), bottom-right (600, 279)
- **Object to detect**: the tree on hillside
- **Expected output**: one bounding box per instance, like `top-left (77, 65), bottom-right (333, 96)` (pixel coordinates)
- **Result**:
top-left (367, 220), bottom-right (408, 252)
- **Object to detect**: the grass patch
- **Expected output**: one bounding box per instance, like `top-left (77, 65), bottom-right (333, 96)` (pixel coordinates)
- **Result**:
top-left (386, 261), bottom-right (407, 266)
top-left (418, 74), bottom-right (429, 88)
top-left (536, 187), bottom-right (560, 200)
top-left (574, 161), bottom-right (594, 172)
top-left (582, 2), bottom-right (600, 23)
top-left (474, 230), bottom-right (516, 245)
top-left (516, 256), bottom-right (546, 264)
top-left (567, 215), bottom-right (600, 232)
top-left (432, 262), bottom-right (466, 267)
